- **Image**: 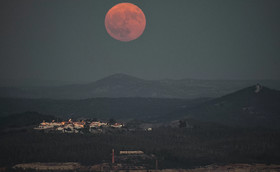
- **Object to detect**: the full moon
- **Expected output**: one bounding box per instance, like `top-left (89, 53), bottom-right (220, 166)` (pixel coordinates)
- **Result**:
top-left (105, 3), bottom-right (146, 42)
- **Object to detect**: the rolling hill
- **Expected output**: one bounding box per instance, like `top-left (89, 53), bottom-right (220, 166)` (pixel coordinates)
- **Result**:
top-left (1, 82), bottom-right (280, 129)
top-left (176, 84), bottom-right (280, 129)
top-left (0, 97), bottom-right (209, 121)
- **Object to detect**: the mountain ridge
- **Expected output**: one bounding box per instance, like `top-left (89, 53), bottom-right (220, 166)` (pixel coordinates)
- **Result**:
top-left (1, 73), bottom-right (280, 99)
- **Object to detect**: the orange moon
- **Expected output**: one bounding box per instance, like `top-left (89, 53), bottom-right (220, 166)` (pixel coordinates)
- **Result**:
top-left (105, 3), bottom-right (146, 42)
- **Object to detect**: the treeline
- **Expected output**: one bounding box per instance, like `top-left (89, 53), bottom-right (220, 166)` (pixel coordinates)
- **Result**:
top-left (1, 123), bottom-right (280, 169)
top-left (0, 112), bottom-right (58, 130)
top-left (0, 97), bottom-right (208, 120)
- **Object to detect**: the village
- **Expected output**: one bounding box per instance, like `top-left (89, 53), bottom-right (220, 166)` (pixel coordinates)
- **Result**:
top-left (34, 119), bottom-right (125, 134)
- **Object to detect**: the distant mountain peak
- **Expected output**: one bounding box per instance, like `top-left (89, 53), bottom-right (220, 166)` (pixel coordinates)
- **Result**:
top-left (100, 73), bottom-right (143, 81)
top-left (93, 73), bottom-right (146, 85)
top-left (107, 73), bottom-right (139, 79)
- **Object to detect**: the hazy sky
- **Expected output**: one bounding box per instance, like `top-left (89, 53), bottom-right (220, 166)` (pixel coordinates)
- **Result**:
top-left (0, 0), bottom-right (280, 83)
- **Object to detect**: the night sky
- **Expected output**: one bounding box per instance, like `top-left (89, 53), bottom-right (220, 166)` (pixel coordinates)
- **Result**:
top-left (1, 0), bottom-right (280, 85)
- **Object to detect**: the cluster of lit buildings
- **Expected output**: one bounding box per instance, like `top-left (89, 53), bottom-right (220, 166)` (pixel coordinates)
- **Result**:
top-left (34, 119), bottom-right (124, 133)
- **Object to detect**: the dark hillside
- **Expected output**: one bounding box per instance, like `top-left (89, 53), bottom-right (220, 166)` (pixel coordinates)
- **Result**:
top-left (177, 85), bottom-right (280, 129)
top-left (0, 97), bottom-right (209, 121)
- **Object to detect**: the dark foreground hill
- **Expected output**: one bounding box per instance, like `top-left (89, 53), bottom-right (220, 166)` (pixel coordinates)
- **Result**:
top-left (176, 85), bottom-right (280, 129)
top-left (1, 122), bottom-right (280, 169)
top-left (1, 73), bottom-right (280, 99)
